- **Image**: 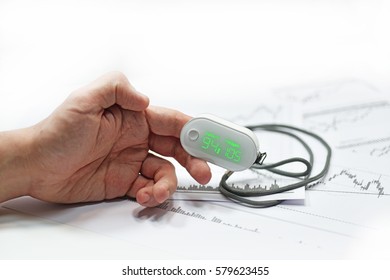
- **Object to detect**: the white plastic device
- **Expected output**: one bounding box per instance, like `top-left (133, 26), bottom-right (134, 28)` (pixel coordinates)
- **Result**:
top-left (180, 114), bottom-right (260, 171)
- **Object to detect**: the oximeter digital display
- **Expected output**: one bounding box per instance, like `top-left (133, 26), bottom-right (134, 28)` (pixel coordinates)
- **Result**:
top-left (180, 114), bottom-right (260, 171)
top-left (179, 114), bottom-right (332, 208)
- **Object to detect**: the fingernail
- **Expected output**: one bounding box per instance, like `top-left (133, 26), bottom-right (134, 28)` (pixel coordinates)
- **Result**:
top-left (139, 193), bottom-right (150, 204)
top-left (136, 90), bottom-right (148, 99)
top-left (157, 188), bottom-right (170, 204)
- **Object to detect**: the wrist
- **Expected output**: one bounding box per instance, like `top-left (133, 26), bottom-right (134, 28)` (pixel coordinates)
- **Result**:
top-left (0, 127), bottom-right (34, 203)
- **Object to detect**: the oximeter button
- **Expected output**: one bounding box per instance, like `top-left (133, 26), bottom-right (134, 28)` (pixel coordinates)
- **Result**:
top-left (188, 129), bottom-right (199, 141)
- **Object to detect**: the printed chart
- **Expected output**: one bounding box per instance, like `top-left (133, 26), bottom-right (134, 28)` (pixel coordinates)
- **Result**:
top-left (2, 80), bottom-right (390, 259)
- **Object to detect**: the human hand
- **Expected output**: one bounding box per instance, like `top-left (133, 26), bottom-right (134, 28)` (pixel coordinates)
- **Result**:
top-left (23, 72), bottom-right (211, 207)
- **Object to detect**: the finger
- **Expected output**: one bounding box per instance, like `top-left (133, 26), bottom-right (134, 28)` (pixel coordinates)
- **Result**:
top-left (149, 133), bottom-right (212, 184)
top-left (126, 174), bottom-right (154, 203)
top-left (128, 153), bottom-right (178, 207)
top-left (70, 71), bottom-right (149, 113)
top-left (145, 106), bottom-right (191, 138)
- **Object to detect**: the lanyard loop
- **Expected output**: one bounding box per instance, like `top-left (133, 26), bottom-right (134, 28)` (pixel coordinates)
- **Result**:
top-left (218, 124), bottom-right (332, 208)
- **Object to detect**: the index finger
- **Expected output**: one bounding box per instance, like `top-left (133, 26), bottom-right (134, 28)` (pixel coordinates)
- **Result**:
top-left (145, 106), bottom-right (191, 138)
top-left (146, 106), bottom-right (212, 185)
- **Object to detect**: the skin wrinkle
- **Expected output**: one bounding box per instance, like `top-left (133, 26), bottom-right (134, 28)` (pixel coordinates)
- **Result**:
top-left (80, 109), bottom-right (145, 200)
top-left (102, 108), bottom-right (147, 200)
top-left (83, 158), bottom-right (106, 201)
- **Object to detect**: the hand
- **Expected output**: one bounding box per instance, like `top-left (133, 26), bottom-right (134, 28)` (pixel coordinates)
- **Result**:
top-left (23, 72), bottom-right (211, 207)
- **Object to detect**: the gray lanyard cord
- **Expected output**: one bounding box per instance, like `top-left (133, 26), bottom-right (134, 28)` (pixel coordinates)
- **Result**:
top-left (218, 124), bottom-right (332, 208)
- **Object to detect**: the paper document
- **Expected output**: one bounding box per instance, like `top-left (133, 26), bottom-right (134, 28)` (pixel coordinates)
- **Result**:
top-left (3, 80), bottom-right (390, 259)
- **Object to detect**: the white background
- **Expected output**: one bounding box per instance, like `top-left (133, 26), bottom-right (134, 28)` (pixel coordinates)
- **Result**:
top-left (1, 0), bottom-right (389, 131)
top-left (1, 0), bottom-right (390, 267)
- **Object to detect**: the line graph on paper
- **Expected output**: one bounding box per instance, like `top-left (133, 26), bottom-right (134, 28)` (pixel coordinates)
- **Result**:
top-left (302, 100), bottom-right (390, 149)
top-left (155, 200), bottom-right (261, 234)
top-left (309, 165), bottom-right (388, 198)
top-left (370, 144), bottom-right (390, 157)
top-left (274, 79), bottom-right (381, 107)
top-left (229, 104), bottom-right (284, 126)
top-left (177, 169), bottom-right (294, 193)
top-left (174, 166), bottom-right (304, 202)
top-left (303, 101), bottom-right (390, 133)
top-left (336, 137), bottom-right (390, 159)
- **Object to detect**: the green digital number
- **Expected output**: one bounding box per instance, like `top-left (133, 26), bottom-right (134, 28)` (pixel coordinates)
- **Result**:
top-left (202, 133), bottom-right (241, 162)
top-left (202, 136), bottom-right (211, 149)
top-left (202, 133), bottom-right (221, 155)
top-left (211, 140), bottom-right (221, 154)
top-left (225, 139), bottom-right (241, 162)
top-left (225, 147), bottom-right (241, 162)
